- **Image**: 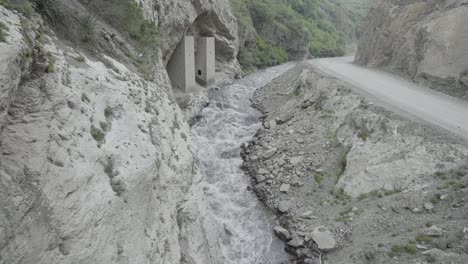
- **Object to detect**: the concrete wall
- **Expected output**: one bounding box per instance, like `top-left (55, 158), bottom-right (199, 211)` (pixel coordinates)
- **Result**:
top-left (167, 36), bottom-right (196, 92)
top-left (195, 37), bottom-right (215, 87)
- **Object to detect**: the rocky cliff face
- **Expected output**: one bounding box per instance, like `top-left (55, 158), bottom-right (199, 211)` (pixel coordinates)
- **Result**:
top-left (355, 0), bottom-right (468, 100)
top-left (138, 0), bottom-right (239, 70)
top-left (0, 0), bottom-right (239, 262)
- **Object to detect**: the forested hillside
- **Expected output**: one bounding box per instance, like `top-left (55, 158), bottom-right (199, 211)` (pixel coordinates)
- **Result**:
top-left (230, 0), bottom-right (371, 70)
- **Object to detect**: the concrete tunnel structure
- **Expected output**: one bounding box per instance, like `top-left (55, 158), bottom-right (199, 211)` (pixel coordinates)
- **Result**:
top-left (167, 36), bottom-right (215, 92)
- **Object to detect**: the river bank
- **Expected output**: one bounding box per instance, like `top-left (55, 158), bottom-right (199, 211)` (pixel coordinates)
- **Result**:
top-left (241, 62), bottom-right (468, 264)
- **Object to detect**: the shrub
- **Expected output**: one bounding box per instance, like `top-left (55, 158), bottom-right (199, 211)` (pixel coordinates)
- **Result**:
top-left (90, 125), bottom-right (105, 143)
top-left (0, 0), bottom-right (36, 18)
top-left (314, 171), bottom-right (326, 184)
top-left (415, 234), bottom-right (433, 244)
top-left (0, 21), bottom-right (8, 42)
top-left (330, 188), bottom-right (351, 204)
top-left (238, 37), bottom-right (288, 69)
top-left (390, 242), bottom-right (417, 256)
top-left (78, 16), bottom-right (97, 44)
top-left (78, 0), bottom-right (159, 49)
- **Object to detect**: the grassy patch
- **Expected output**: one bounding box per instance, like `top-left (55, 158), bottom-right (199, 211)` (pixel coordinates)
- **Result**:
top-left (0, 0), bottom-right (36, 18)
top-left (415, 234), bottom-right (433, 244)
top-left (238, 36), bottom-right (288, 70)
top-left (0, 21), bottom-right (8, 42)
top-left (338, 146), bottom-right (350, 176)
top-left (434, 171), bottom-right (447, 180)
top-left (90, 125), bottom-right (106, 143)
top-left (314, 171), bottom-right (327, 184)
top-left (78, 0), bottom-right (159, 49)
top-left (46, 53), bottom-right (55, 73)
top-left (330, 188), bottom-right (351, 204)
top-left (97, 55), bottom-right (120, 73)
top-left (443, 180), bottom-right (468, 190)
top-left (430, 194), bottom-right (441, 205)
top-left (357, 192), bottom-right (369, 201)
top-left (104, 106), bottom-right (114, 118)
top-left (335, 207), bottom-right (353, 222)
top-left (75, 53), bottom-right (86, 62)
top-left (390, 242), bottom-right (417, 257)
top-left (356, 188), bottom-right (401, 201)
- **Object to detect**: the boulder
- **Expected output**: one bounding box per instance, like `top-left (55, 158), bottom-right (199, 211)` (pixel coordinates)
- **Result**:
top-left (273, 226), bottom-right (291, 241)
top-left (280, 184), bottom-right (290, 193)
top-left (278, 201), bottom-right (291, 214)
top-left (311, 226), bottom-right (336, 250)
top-left (262, 148), bottom-right (278, 159)
top-left (287, 236), bottom-right (305, 248)
top-left (423, 226), bottom-right (443, 237)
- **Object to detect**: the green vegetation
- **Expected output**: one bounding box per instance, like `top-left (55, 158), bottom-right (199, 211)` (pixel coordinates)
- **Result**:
top-left (434, 171), bottom-right (447, 179)
top-left (314, 171), bottom-right (327, 184)
top-left (104, 106), bottom-right (114, 118)
top-left (443, 180), bottom-right (468, 190)
top-left (390, 242), bottom-right (417, 256)
top-left (0, 0), bottom-right (36, 18)
top-left (230, 0), bottom-right (370, 69)
top-left (356, 188), bottom-right (401, 201)
top-left (46, 52), bottom-right (55, 73)
top-left (78, 0), bottom-right (159, 49)
top-left (237, 36), bottom-right (288, 71)
top-left (0, 21), bottom-right (8, 42)
top-left (75, 54), bottom-right (86, 63)
top-left (90, 125), bottom-right (106, 143)
top-left (415, 234), bottom-right (433, 244)
top-left (430, 194), bottom-right (441, 205)
top-left (335, 207), bottom-right (353, 222)
top-left (330, 188), bottom-right (351, 204)
top-left (338, 146), bottom-right (350, 176)
top-left (1, 0), bottom-right (158, 80)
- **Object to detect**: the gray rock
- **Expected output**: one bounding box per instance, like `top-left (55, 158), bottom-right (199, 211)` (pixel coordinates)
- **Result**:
top-left (287, 236), bottom-right (305, 248)
top-left (256, 175), bottom-right (266, 183)
top-left (422, 248), bottom-right (459, 263)
top-left (295, 138), bottom-right (304, 143)
top-left (424, 202), bottom-right (434, 211)
top-left (269, 120), bottom-right (277, 129)
top-left (279, 112), bottom-right (295, 124)
top-left (311, 226), bottom-right (336, 250)
top-left (280, 184), bottom-right (290, 192)
top-left (273, 226), bottom-right (291, 241)
top-left (423, 226), bottom-right (443, 237)
top-left (301, 211), bottom-right (317, 219)
top-left (278, 201), bottom-right (291, 214)
top-left (290, 156), bottom-right (304, 166)
top-left (262, 148), bottom-right (278, 159)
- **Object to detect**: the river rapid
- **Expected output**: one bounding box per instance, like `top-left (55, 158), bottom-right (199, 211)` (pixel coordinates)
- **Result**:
top-left (192, 63), bottom-right (295, 264)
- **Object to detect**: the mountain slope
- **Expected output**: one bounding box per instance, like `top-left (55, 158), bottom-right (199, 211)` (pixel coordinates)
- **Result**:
top-left (355, 0), bottom-right (468, 100)
top-left (230, 0), bottom-right (371, 70)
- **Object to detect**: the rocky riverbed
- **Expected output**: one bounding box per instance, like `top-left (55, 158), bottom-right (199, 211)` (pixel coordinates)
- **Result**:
top-left (241, 63), bottom-right (468, 264)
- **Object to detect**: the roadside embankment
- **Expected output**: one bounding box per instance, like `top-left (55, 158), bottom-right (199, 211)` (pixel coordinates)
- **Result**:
top-left (242, 63), bottom-right (468, 264)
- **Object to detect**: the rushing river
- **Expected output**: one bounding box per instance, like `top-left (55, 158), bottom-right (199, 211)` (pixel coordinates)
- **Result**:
top-left (192, 63), bottom-right (295, 264)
